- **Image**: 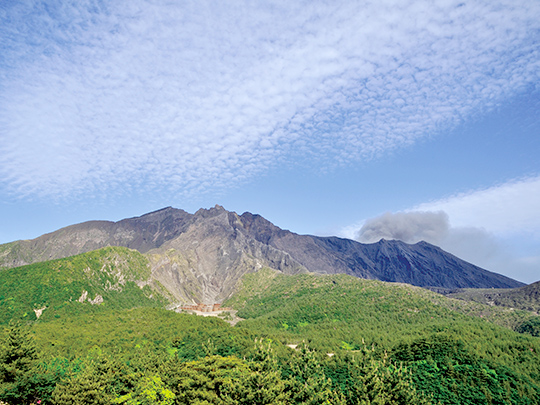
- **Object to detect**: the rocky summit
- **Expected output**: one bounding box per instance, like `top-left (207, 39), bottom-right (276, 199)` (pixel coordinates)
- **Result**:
top-left (0, 205), bottom-right (524, 303)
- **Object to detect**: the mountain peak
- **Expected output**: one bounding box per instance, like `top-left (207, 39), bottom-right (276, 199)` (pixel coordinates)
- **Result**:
top-left (124, 206), bottom-right (184, 221)
top-left (194, 204), bottom-right (229, 219)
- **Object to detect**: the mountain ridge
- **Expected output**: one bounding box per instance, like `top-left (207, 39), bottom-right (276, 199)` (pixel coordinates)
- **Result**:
top-left (231, 211), bottom-right (523, 289)
top-left (0, 206), bottom-right (525, 303)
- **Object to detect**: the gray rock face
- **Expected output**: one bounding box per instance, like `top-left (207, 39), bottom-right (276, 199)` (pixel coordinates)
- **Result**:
top-left (234, 213), bottom-right (524, 289)
top-left (0, 205), bottom-right (524, 303)
top-left (145, 207), bottom-right (305, 303)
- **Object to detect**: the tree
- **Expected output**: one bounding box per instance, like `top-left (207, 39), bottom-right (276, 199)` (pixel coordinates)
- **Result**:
top-left (166, 354), bottom-right (290, 405)
top-left (322, 345), bottom-right (433, 405)
top-left (345, 355), bottom-right (431, 405)
top-left (50, 350), bottom-right (127, 405)
top-left (0, 320), bottom-right (40, 404)
top-left (286, 344), bottom-right (345, 405)
top-left (516, 317), bottom-right (540, 337)
top-left (51, 363), bottom-right (113, 405)
top-left (242, 340), bottom-right (290, 405)
top-left (114, 375), bottom-right (175, 405)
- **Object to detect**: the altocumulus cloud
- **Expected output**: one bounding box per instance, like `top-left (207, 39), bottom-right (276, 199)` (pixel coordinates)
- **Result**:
top-left (1, 0), bottom-right (539, 199)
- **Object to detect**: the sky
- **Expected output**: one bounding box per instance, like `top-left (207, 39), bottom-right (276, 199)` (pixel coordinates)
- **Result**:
top-left (0, 0), bottom-right (538, 283)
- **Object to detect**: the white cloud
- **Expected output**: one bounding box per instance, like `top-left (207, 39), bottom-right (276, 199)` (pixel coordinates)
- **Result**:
top-left (0, 1), bottom-right (539, 199)
top-left (414, 175), bottom-right (540, 237)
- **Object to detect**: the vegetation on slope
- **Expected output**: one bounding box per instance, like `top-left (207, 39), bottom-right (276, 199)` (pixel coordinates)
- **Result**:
top-left (445, 281), bottom-right (540, 338)
top-left (228, 272), bottom-right (540, 404)
top-left (1, 263), bottom-right (539, 404)
top-left (0, 247), bottom-right (171, 324)
top-left (228, 272), bottom-right (537, 347)
top-left (447, 281), bottom-right (540, 313)
top-left (1, 308), bottom-right (433, 405)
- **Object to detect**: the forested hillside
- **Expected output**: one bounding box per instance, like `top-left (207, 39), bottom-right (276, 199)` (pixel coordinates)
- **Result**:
top-left (0, 246), bottom-right (170, 324)
top-left (446, 281), bottom-right (540, 339)
top-left (1, 266), bottom-right (539, 404)
top-left (230, 271), bottom-right (540, 403)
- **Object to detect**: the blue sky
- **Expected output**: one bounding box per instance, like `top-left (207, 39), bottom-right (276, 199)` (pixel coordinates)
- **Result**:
top-left (1, 0), bottom-right (539, 283)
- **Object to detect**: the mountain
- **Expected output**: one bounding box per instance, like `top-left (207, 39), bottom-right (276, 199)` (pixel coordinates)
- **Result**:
top-left (0, 205), bottom-right (524, 303)
top-left (224, 271), bottom-right (540, 403)
top-left (236, 212), bottom-right (523, 289)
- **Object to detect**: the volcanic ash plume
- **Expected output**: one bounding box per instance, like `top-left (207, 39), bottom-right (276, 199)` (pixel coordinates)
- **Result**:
top-left (356, 211), bottom-right (449, 244)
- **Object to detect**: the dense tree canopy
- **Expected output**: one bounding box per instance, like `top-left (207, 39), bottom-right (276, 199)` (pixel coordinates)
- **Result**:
top-left (0, 269), bottom-right (539, 404)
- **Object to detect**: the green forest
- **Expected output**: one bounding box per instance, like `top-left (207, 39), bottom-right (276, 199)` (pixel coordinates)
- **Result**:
top-left (0, 249), bottom-right (539, 404)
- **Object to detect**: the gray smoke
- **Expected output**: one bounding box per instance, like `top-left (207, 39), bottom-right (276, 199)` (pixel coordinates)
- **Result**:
top-left (356, 211), bottom-right (450, 244)
top-left (355, 210), bottom-right (526, 280)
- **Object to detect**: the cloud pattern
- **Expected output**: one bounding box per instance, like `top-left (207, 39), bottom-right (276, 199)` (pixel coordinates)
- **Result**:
top-left (1, 0), bottom-right (539, 199)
